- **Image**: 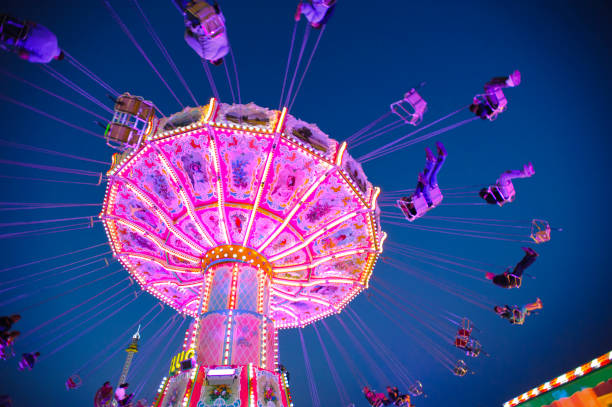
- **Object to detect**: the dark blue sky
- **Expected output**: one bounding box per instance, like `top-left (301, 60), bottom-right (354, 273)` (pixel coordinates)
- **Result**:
top-left (1, 0), bottom-right (611, 406)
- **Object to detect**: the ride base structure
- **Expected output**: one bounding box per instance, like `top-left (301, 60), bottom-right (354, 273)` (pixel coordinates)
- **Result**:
top-left (100, 98), bottom-right (385, 407)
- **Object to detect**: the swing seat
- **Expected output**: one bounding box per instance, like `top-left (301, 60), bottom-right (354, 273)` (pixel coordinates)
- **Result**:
top-left (0, 343), bottom-right (14, 361)
top-left (511, 309), bottom-right (525, 325)
top-left (187, 2), bottom-right (225, 38)
top-left (488, 182), bottom-right (515, 207)
top-left (115, 93), bottom-right (155, 121)
top-left (454, 367), bottom-right (467, 376)
top-left (465, 339), bottom-right (482, 357)
top-left (507, 272), bottom-right (522, 288)
top-left (484, 88), bottom-right (507, 121)
top-left (427, 185), bottom-right (443, 207)
top-left (398, 193), bottom-right (430, 222)
top-left (107, 93), bottom-right (155, 150)
top-left (408, 381), bottom-right (423, 397)
top-left (65, 374), bottom-right (82, 390)
top-left (0, 15), bottom-right (30, 45)
top-left (106, 123), bottom-right (139, 145)
top-left (457, 328), bottom-right (471, 338)
top-left (453, 360), bottom-right (468, 376)
top-left (201, 13), bottom-right (225, 38)
top-left (474, 89), bottom-right (508, 121)
top-left (390, 88), bottom-right (428, 126)
top-left (454, 338), bottom-right (468, 348)
top-left (18, 359), bottom-right (33, 371)
top-left (530, 219), bottom-right (551, 244)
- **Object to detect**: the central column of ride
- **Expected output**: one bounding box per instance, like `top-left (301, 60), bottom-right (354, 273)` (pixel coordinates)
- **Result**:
top-left (196, 245), bottom-right (275, 371)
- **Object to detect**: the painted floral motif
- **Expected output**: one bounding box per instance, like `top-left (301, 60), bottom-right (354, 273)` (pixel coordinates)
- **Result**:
top-left (160, 373), bottom-right (190, 407)
top-left (181, 151), bottom-right (210, 195)
top-left (309, 285), bottom-right (338, 296)
top-left (231, 154), bottom-right (250, 190)
top-left (257, 370), bottom-right (282, 407)
top-left (320, 227), bottom-right (355, 250)
top-left (229, 211), bottom-right (248, 240)
top-left (263, 385), bottom-right (277, 403)
top-left (209, 385), bottom-right (231, 402)
top-left (313, 256), bottom-right (365, 278)
top-left (121, 229), bottom-right (157, 253)
top-left (269, 165), bottom-right (299, 202)
top-left (264, 231), bottom-right (298, 257)
top-left (305, 201), bottom-right (332, 223)
top-left (247, 216), bottom-right (277, 249)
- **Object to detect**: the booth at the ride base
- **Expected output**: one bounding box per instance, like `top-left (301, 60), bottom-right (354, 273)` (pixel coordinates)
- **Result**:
top-left (503, 350), bottom-right (612, 407)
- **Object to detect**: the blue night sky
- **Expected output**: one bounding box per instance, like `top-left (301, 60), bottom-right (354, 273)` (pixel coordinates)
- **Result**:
top-left (1, 1), bottom-right (611, 406)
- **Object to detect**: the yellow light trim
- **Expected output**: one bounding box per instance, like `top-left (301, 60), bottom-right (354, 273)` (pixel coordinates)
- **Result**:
top-left (371, 187), bottom-right (381, 210)
top-left (274, 107), bottom-right (288, 133)
top-left (203, 98), bottom-right (216, 122)
top-left (335, 141), bottom-right (347, 166)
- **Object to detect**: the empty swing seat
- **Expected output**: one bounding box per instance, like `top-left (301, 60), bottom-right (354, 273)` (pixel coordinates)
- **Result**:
top-left (106, 93), bottom-right (155, 150)
top-left (390, 88), bottom-right (428, 126)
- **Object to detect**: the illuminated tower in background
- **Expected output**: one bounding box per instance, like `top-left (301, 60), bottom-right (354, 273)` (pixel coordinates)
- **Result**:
top-left (113, 325), bottom-right (141, 406)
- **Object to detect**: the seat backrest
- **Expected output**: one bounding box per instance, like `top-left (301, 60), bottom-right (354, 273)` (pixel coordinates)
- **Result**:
top-left (107, 123), bottom-right (135, 144)
top-left (497, 183), bottom-right (515, 204)
top-left (494, 88), bottom-right (508, 111)
top-left (404, 89), bottom-right (427, 114)
top-left (428, 185), bottom-right (443, 206)
top-left (187, 2), bottom-right (216, 22)
top-left (202, 14), bottom-right (225, 37)
top-left (115, 94), bottom-right (142, 116)
top-left (532, 230), bottom-right (550, 243)
top-left (398, 198), bottom-right (417, 220)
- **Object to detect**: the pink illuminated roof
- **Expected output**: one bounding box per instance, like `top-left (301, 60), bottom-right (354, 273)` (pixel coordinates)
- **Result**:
top-left (101, 99), bottom-right (386, 329)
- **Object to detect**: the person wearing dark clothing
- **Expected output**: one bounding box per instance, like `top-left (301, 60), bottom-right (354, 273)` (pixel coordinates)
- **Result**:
top-left (413, 142), bottom-right (446, 207)
top-left (479, 186), bottom-right (505, 204)
top-left (486, 247), bottom-right (538, 288)
top-left (470, 70), bottom-right (520, 120)
top-left (115, 383), bottom-right (134, 407)
top-left (469, 101), bottom-right (494, 120)
top-left (0, 395), bottom-right (12, 407)
top-left (386, 386), bottom-right (399, 403)
top-left (18, 352), bottom-right (39, 371)
top-left (494, 298), bottom-right (542, 325)
top-left (0, 331), bottom-right (20, 355)
top-left (0, 15), bottom-right (63, 63)
top-left (479, 163), bottom-right (534, 206)
top-left (0, 315), bottom-right (20, 333)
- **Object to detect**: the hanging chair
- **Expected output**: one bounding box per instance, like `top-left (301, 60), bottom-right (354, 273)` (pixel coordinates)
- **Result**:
top-left (390, 86), bottom-right (428, 126)
top-left (530, 219), bottom-right (551, 244)
top-left (65, 374), bottom-right (82, 390)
